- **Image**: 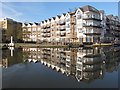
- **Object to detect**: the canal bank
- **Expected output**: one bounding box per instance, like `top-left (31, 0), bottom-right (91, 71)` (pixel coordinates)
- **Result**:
top-left (1, 43), bottom-right (119, 49)
top-left (1, 43), bottom-right (69, 48)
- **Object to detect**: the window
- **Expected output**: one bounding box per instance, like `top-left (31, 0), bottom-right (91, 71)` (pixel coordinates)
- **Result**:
top-left (33, 28), bottom-right (36, 32)
top-left (23, 29), bottom-right (26, 31)
top-left (78, 28), bottom-right (82, 33)
top-left (88, 15), bottom-right (90, 18)
top-left (66, 29), bottom-right (71, 33)
top-left (28, 28), bottom-right (31, 31)
top-left (66, 18), bottom-right (70, 22)
top-left (86, 36), bottom-right (92, 42)
top-left (38, 28), bottom-right (40, 32)
top-left (77, 15), bottom-right (81, 19)
top-left (79, 36), bottom-right (83, 42)
top-left (66, 24), bottom-right (70, 28)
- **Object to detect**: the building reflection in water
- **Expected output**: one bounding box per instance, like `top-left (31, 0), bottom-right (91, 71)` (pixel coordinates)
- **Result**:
top-left (1, 47), bottom-right (120, 83)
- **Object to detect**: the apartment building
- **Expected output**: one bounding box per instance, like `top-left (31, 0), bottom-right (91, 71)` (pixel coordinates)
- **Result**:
top-left (38, 5), bottom-right (120, 45)
top-left (104, 15), bottom-right (120, 42)
top-left (21, 5), bottom-right (120, 44)
top-left (0, 18), bottom-right (22, 42)
top-left (22, 22), bottom-right (41, 42)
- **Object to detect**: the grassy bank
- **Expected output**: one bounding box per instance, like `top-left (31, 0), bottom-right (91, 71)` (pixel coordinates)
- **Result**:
top-left (85, 43), bottom-right (113, 47)
top-left (15, 43), bottom-right (69, 48)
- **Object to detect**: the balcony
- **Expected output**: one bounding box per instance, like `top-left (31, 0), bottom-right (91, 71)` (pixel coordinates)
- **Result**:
top-left (60, 52), bottom-right (66, 56)
top-left (46, 34), bottom-right (50, 37)
top-left (56, 26), bottom-right (61, 30)
top-left (56, 22), bottom-right (61, 25)
top-left (43, 30), bottom-right (47, 33)
top-left (117, 24), bottom-right (120, 27)
top-left (41, 25), bottom-right (46, 29)
top-left (60, 21), bottom-right (65, 25)
top-left (83, 23), bottom-right (102, 28)
top-left (43, 26), bottom-right (47, 29)
top-left (109, 21), bottom-right (115, 25)
top-left (83, 17), bottom-right (102, 21)
top-left (83, 58), bottom-right (101, 65)
top-left (42, 34), bottom-right (47, 37)
top-left (46, 25), bottom-right (50, 28)
top-left (115, 27), bottom-right (120, 31)
top-left (60, 26), bottom-right (66, 31)
top-left (106, 22), bottom-right (110, 25)
top-left (60, 33), bottom-right (66, 36)
top-left (109, 27), bottom-right (115, 30)
top-left (83, 29), bottom-right (101, 35)
top-left (115, 21), bottom-right (119, 26)
top-left (46, 29), bottom-right (50, 33)
top-left (114, 32), bottom-right (119, 37)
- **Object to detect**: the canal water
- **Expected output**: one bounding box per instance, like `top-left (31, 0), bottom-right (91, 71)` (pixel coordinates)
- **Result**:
top-left (1, 46), bottom-right (120, 88)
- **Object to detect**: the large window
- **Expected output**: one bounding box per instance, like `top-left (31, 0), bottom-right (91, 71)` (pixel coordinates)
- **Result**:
top-left (66, 24), bottom-right (70, 28)
top-left (23, 29), bottom-right (26, 31)
top-left (78, 28), bottom-right (82, 33)
top-left (38, 28), bottom-right (40, 32)
top-left (86, 36), bottom-right (92, 42)
top-left (66, 29), bottom-right (71, 33)
top-left (28, 28), bottom-right (31, 31)
top-left (79, 36), bottom-right (83, 42)
top-left (32, 28), bottom-right (36, 32)
top-left (66, 18), bottom-right (70, 22)
top-left (77, 15), bottom-right (81, 19)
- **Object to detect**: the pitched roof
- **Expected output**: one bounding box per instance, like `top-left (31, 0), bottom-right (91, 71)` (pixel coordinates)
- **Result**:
top-left (67, 11), bottom-right (75, 15)
top-left (29, 23), bottom-right (33, 25)
top-left (24, 23), bottom-right (28, 26)
top-left (48, 18), bottom-right (51, 21)
top-left (57, 15), bottom-right (61, 18)
top-left (81, 5), bottom-right (99, 13)
top-left (62, 13), bottom-right (66, 16)
top-left (34, 22), bottom-right (39, 25)
top-left (113, 16), bottom-right (119, 19)
top-left (99, 10), bottom-right (104, 13)
top-left (52, 17), bottom-right (56, 20)
top-left (44, 20), bottom-right (47, 22)
top-left (106, 15), bottom-right (113, 19)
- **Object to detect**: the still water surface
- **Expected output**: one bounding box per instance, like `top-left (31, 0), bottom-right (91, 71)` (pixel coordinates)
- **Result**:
top-left (1, 46), bottom-right (120, 88)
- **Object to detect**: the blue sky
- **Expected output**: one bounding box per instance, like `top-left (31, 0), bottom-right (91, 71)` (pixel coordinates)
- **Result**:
top-left (1, 2), bottom-right (119, 23)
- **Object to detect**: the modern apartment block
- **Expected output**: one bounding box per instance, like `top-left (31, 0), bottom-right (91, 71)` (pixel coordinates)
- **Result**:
top-left (22, 5), bottom-right (120, 44)
top-left (0, 18), bottom-right (22, 42)
top-left (22, 23), bottom-right (41, 42)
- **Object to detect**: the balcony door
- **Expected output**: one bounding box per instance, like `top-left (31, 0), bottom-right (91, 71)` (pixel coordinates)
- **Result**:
top-left (79, 36), bottom-right (83, 43)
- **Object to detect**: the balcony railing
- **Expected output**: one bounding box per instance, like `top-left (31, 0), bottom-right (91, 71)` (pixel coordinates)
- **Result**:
top-left (46, 29), bottom-right (50, 33)
top-left (60, 26), bottom-right (66, 31)
top-left (46, 25), bottom-right (50, 28)
top-left (56, 22), bottom-right (61, 25)
top-left (83, 17), bottom-right (101, 21)
top-left (46, 34), bottom-right (50, 37)
top-left (56, 26), bottom-right (61, 30)
top-left (83, 29), bottom-right (101, 35)
top-left (60, 21), bottom-right (65, 25)
top-left (43, 30), bottom-right (47, 33)
top-left (83, 23), bottom-right (102, 28)
top-left (60, 33), bottom-right (66, 36)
